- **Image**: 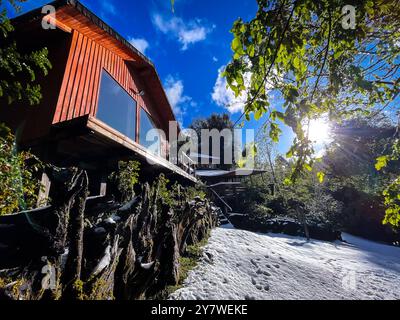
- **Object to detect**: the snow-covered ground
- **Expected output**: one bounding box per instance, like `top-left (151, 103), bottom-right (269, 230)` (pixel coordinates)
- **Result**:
top-left (171, 225), bottom-right (400, 300)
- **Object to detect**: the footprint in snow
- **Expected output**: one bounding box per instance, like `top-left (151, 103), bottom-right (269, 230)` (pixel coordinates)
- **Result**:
top-left (256, 269), bottom-right (271, 277)
top-left (256, 269), bottom-right (263, 275)
top-left (325, 258), bottom-right (337, 265)
top-left (250, 259), bottom-right (258, 267)
top-left (252, 277), bottom-right (271, 292)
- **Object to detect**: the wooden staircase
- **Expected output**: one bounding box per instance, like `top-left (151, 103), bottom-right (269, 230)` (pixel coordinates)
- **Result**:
top-left (207, 182), bottom-right (247, 226)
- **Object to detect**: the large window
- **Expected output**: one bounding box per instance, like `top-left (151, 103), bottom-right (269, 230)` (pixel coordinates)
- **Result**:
top-left (139, 108), bottom-right (161, 155)
top-left (96, 71), bottom-right (137, 142)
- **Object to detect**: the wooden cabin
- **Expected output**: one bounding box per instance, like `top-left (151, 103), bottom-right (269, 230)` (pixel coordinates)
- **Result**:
top-left (0, 0), bottom-right (196, 197)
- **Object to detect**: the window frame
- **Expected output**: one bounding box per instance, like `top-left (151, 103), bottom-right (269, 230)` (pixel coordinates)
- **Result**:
top-left (139, 106), bottom-right (162, 155)
top-left (96, 69), bottom-right (138, 142)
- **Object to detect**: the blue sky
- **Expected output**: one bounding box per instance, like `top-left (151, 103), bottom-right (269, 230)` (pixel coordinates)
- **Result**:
top-left (13, 0), bottom-right (296, 154)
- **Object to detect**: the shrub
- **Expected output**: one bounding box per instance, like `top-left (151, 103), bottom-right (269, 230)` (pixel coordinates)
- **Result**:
top-left (0, 123), bottom-right (43, 215)
top-left (186, 185), bottom-right (207, 201)
top-left (108, 160), bottom-right (140, 202)
top-left (154, 173), bottom-right (173, 207)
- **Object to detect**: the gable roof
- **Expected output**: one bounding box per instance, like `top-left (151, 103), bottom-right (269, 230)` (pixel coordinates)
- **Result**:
top-left (11, 0), bottom-right (178, 128)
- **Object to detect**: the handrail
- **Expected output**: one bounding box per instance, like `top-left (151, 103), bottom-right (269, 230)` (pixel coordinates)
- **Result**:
top-left (208, 187), bottom-right (233, 212)
top-left (181, 152), bottom-right (195, 164)
top-left (177, 151), bottom-right (196, 176)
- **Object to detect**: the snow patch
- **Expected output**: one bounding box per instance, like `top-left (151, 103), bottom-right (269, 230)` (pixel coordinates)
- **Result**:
top-left (171, 228), bottom-right (400, 300)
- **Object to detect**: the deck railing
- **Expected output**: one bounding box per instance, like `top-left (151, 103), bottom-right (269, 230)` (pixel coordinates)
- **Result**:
top-left (178, 151), bottom-right (196, 176)
top-left (167, 150), bottom-right (196, 177)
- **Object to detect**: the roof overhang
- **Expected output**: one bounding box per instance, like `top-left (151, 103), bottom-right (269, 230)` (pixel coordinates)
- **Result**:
top-left (11, 0), bottom-right (179, 129)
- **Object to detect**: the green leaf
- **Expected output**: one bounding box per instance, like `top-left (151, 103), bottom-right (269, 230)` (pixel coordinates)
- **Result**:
top-left (232, 37), bottom-right (244, 56)
top-left (269, 123), bottom-right (282, 143)
top-left (375, 156), bottom-right (389, 171)
top-left (304, 163), bottom-right (312, 172)
top-left (283, 178), bottom-right (292, 186)
top-left (286, 150), bottom-right (293, 158)
top-left (317, 172), bottom-right (325, 183)
top-left (293, 56), bottom-right (300, 69)
top-left (254, 109), bottom-right (263, 121)
top-left (237, 158), bottom-right (246, 168)
top-left (247, 44), bottom-right (255, 57)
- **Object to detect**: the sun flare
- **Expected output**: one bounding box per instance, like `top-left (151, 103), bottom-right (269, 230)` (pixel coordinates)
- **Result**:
top-left (305, 119), bottom-right (331, 145)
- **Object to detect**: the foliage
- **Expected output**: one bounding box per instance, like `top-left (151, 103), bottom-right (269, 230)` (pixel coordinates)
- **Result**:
top-left (382, 177), bottom-right (400, 227)
top-left (254, 117), bottom-right (399, 235)
top-left (190, 113), bottom-right (234, 134)
top-left (0, 123), bottom-right (43, 215)
top-left (189, 113), bottom-right (236, 170)
top-left (156, 178), bottom-right (207, 210)
top-left (181, 183), bottom-right (206, 202)
top-left (237, 142), bottom-right (257, 169)
top-left (154, 173), bottom-right (173, 207)
top-left (324, 116), bottom-right (400, 228)
top-left (108, 160), bottom-right (140, 202)
top-left (375, 139), bottom-right (400, 227)
top-left (225, 0), bottom-right (399, 182)
top-left (0, 0), bottom-right (52, 105)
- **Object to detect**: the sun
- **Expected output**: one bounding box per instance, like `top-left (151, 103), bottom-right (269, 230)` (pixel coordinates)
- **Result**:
top-left (305, 119), bottom-right (331, 145)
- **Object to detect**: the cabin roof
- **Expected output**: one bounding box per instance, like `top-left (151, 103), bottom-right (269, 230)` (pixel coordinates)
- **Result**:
top-left (11, 0), bottom-right (179, 127)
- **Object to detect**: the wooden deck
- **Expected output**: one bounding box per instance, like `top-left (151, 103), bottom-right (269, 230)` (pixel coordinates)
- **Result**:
top-left (50, 115), bottom-right (197, 183)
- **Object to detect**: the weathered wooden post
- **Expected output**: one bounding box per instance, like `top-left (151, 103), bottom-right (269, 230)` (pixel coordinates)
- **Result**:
top-left (37, 171), bottom-right (51, 207)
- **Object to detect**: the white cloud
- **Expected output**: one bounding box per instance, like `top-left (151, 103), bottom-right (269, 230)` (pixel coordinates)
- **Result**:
top-left (212, 56), bottom-right (218, 62)
top-left (212, 66), bottom-right (248, 114)
top-left (128, 37), bottom-right (149, 55)
top-left (212, 64), bottom-right (276, 114)
top-left (100, 0), bottom-right (116, 15)
top-left (179, 28), bottom-right (207, 50)
top-left (164, 75), bottom-right (195, 118)
top-left (152, 14), bottom-right (213, 50)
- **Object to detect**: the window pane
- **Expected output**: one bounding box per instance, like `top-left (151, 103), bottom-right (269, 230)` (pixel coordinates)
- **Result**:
top-left (140, 108), bottom-right (160, 155)
top-left (96, 71), bottom-right (136, 141)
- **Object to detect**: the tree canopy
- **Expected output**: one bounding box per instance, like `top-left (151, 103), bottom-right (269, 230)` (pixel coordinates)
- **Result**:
top-left (189, 113), bottom-right (236, 170)
top-left (224, 0), bottom-right (400, 227)
top-left (0, 0), bottom-right (51, 105)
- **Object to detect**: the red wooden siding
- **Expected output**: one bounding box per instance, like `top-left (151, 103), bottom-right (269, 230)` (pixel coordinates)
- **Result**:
top-left (53, 29), bottom-right (169, 156)
top-left (53, 30), bottom-right (149, 125)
